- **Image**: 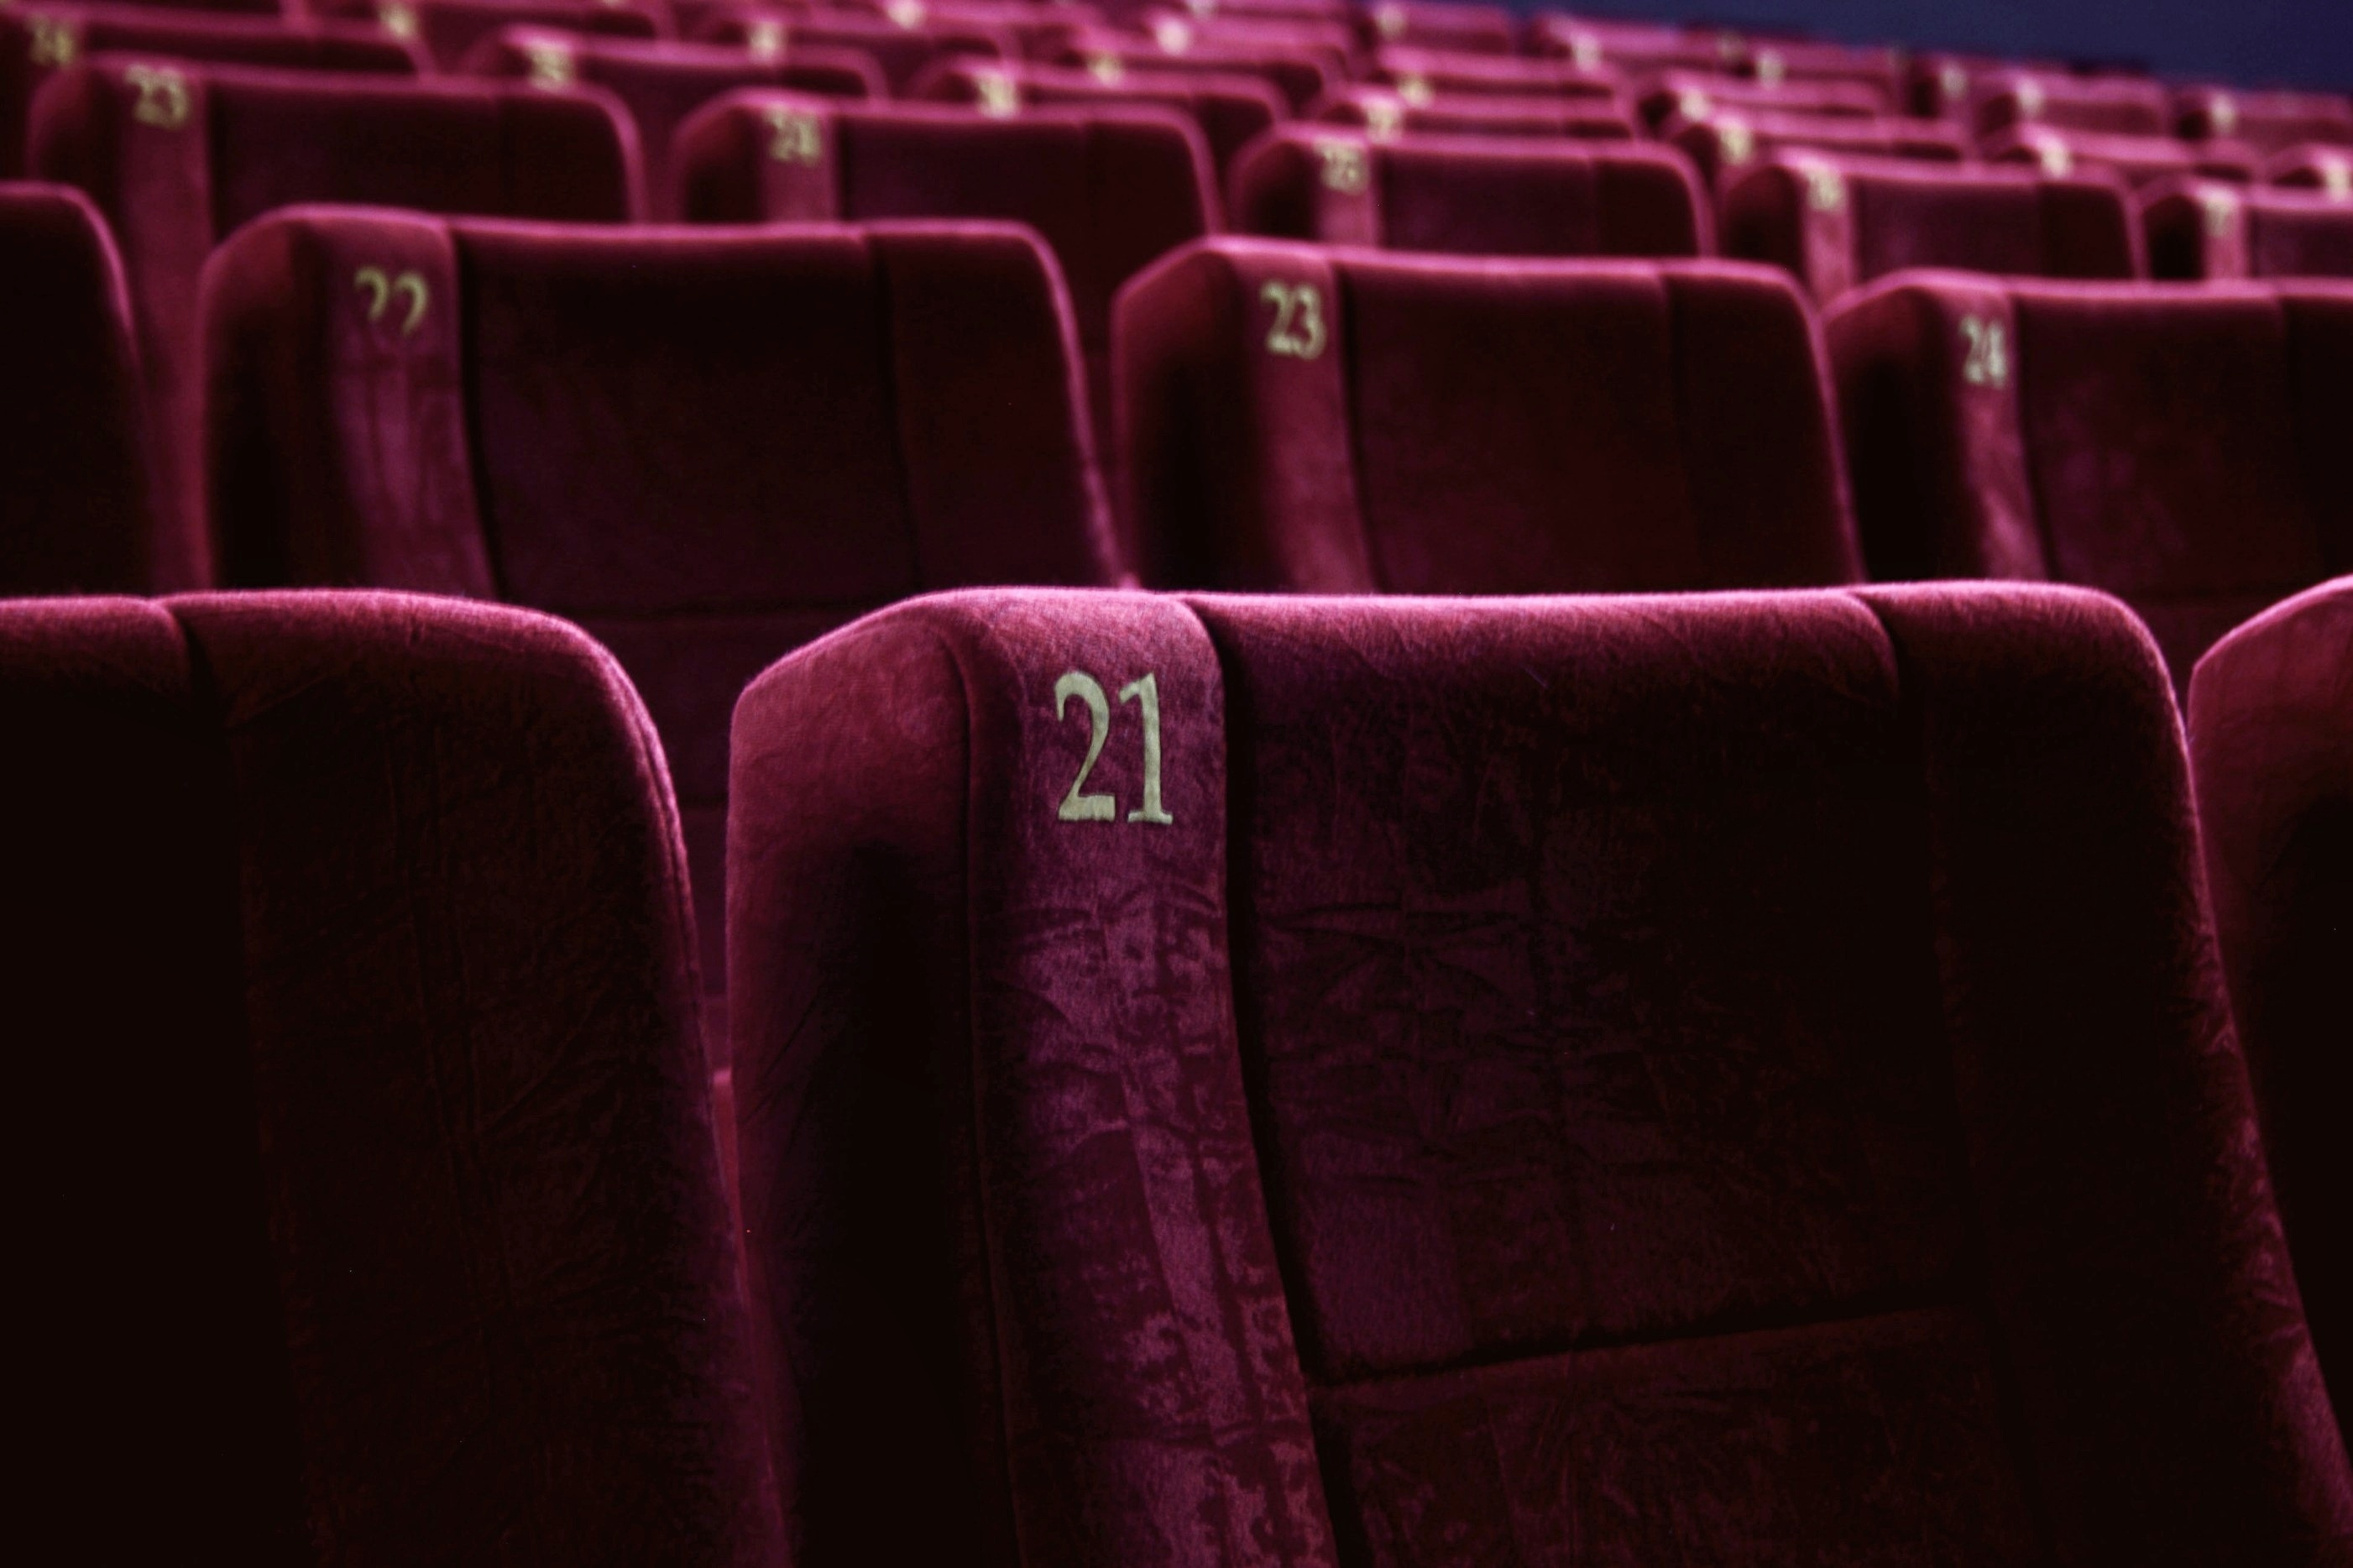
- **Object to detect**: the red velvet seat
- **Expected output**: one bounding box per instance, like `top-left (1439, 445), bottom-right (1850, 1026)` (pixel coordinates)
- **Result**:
top-left (1741, 35), bottom-right (1906, 102)
top-left (29, 60), bottom-right (637, 584)
top-left (1135, 8), bottom-right (1356, 66)
top-left (1357, 0), bottom-right (1512, 54)
top-left (1827, 274), bottom-right (2353, 683)
top-left (202, 211), bottom-right (1119, 1024)
top-left (1315, 85), bottom-right (1635, 143)
top-left (2272, 144), bottom-right (2353, 198)
top-left (2178, 86), bottom-right (2353, 157)
top-left (693, 5), bottom-right (1007, 91)
top-left (318, 0), bottom-right (668, 71)
top-left (1724, 156), bottom-right (2140, 306)
top-left (676, 95), bottom-right (1214, 456)
top-left (1116, 240), bottom-right (1859, 591)
top-left (1525, 13), bottom-right (1727, 74)
top-left (467, 29), bottom-right (880, 217)
top-left (1636, 69), bottom-right (1892, 132)
top-left (2144, 178), bottom-right (2353, 280)
top-left (2188, 577), bottom-right (2353, 1446)
top-left (1229, 128), bottom-right (1707, 259)
top-left (7, 590), bottom-right (778, 1565)
top-left (1973, 69), bottom-right (2170, 139)
top-left (1, 4), bottom-right (424, 178)
top-left (1906, 50), bottom-right (2063, 121)
top-left (1990, 123), bottom-right (2263, 190)
top-left (914, 58), bottom-right (1284, 184)
top-left (725, 580), bottom-right (2353, 1568)
top-left (1050, 32), bottom-right (1333, 112)
top-left (1363, 45), bottom-right (1621, 104)
top-left (856, 0), bottom-right (1101, 62)
top-left (1669, 107), bottom-right (1968, 190)
top-left (0, 182), bottom-right (160, 593)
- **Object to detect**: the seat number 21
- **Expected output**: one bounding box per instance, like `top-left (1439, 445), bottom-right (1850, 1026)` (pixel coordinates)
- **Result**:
top-left (1054, 671), bottom-right (1173, 825)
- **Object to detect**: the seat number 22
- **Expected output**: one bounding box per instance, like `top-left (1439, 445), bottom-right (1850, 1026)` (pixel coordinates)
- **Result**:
top-left (1054, 670), bottom-right (1173, 825)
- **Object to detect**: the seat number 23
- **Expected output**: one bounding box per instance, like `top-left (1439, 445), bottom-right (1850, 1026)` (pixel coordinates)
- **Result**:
top-left (1053, 670), bottom-right (1174, 825)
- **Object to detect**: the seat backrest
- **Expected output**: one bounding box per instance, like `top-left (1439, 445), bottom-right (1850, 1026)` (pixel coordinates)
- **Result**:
top-left (1989, 123), bottom-right (2262, 189)
top-left (693, 5), bottom-right (1007, 92)
top-left (2144, 177), bottom-right (2353, 280)
top-left (2272, 143), bottom-right (2353, 197)
top-left (316, 0), bottom-right (667, 70)
top-left (1366, 45), bottom-right (1621, 103)
top-left (29, 60), bottom-right (638, 583)
top-left (1669, 107), bottom-right (1969, 189)
top-left (2178, 86), bottom-right (2353, 156)
top-left (1637, 68), bottom-right (1890, 131)
top-left (7, 590), bottom-right (779, 1565)
top-left (1053, 34), bottom-right (1333, 112)
top-left (1229, 126), bottom-right (1706, 259)
top-left (1724, 154), bottom-right (2139, 306)
top-left (1528, 13), bottom-right (1727, 74)
top-left (1974, 69), bottom-right (2170, 139)
top-left (1116, 239), bottom-right (1859, 592)
top-left (1357, 0), bottom-right (1513, 54)
top-left (1907, 50), bottom-right (2065, 120)
top-left (916, 59), bottom-right (1285, 185)
top-left (1316, 84), bottom-right (1635, 142)
top-left (204, 210), bottom-right (1118, 995)
top-left (2188, 576), bottom-right (2353, 1442)
top-left (1744, 35), bottom-right (1906, 100)
top-left (0, 181), bottom-right (159, 593)
top-left (724, 581), bottom-right (2353, 1568)
top-left (1826, 274), bottom-right (2353, 682)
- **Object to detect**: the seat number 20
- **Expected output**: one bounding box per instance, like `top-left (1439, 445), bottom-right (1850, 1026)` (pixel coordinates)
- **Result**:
top-left (1053, 670), bottom-right (1174, 825)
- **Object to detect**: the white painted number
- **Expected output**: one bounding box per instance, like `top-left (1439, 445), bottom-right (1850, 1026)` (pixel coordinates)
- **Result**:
top-left (1261, 280), bottom-right (1326, 359)
top-left (1053, 669), bottom-right (1174, 826)
top-left (1959, 315), bottom-right (2009, 389)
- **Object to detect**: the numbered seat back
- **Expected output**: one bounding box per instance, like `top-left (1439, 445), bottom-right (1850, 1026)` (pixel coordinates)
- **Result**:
top-left (1827, 274), bottom-right (2353, 682)
top-left (726, 581), bottom-right (2353, 1568)
top-left (914, 59), bottom-right (1284, 185)
top-left (1315, 85), bottom-right (1636, 142)
top-left (1049, 34), bottom-right (1336, 113)
top-left (2177, 86), bottom-right (2353, 157)
top-left (1528, 13), bottom-right (1736, 75)
top-left (2271, 144), bottom-right (2353, 197)
top-left (1664, 107), bottom-right (1969, 191)
top-left (1972, 70), bottom-right (2170, 139)
top-left (1356, 0), bottom-right (1514, 54)
top-left (1636, 70), bottom-right (1891, 133)
top-left (204, 209), bottom-right (1117, 1011)
top-left (692, 5), bottom-right (1009, 94)
top-left (1723, 155), bottom-right (2139, 306)
top-left (1364, 45), bottom-right (1623, 104)
top-left (1116, 238), bottom-right (1859, 592)
top-left (2189, 577), bottom-right (2353, 1444)
top-left (2144, 177), bottom-right (2353, 280)
top-left (8, 590), bottom-right (778, 1565)
top-left (1988, 124), bottom-right (2263, 190)
top-left (1229, 126), bottom-right (1706, 259)
top-left (314, 0), bottom-right (667, 71)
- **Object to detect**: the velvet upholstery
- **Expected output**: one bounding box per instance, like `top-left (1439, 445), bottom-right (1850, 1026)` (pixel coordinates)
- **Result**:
top-left (1740, 35), bottom-right (1907, 101)
top-left (7, 589), bottom-right (778, 1564)
top-left (467, 30), bottom-right (880, 218)
top-left (2144, 178), bottom-right (2353, 281)
top-left (1315, 86), bottom-right (1634, 144)
top-left (2178, 87), bottom-right (2353, 157)
top-left (1724, 156), bottom-right (2140, 306)
top-left (1116, 240), bottom-right (1859, 592)
top-left (1989, 124), bottom-right (2264, 191)
top-left (727, 581), bottom-right (2353, 1568)
top-left (2188, 577), bottom-right (2353, 1444)
top-left (315, 0), bottom-right (667, 71)
top-left (1636, 69), bottom-right (1891, 132)
top-left (675, 94), bottom-right (1214, 457)
top-left (1906, 50), bottom-right (2063, 122)
top-left (29, 60), bottom-right (637, 586)
top-left (1228, 128), bottom-right (1707, 259)
top-left (1355, 1), bottom-right (1512, 55)
top-left (1669, 109), bottom-right (1969, 191)
top-left (202, 209), bottom-right (1118, 1018)
top-left (1525, 13), bottom-right (1728, 76)
top-left (916, 59), bottom-right (1284, 185)
top-left (0, 180), bottom-right (160, 593)
top-left (1825, 274), bottom-right (2353, 684)
top-left (1362, 46), bottom-right (1620, 104)
top-left (1973, 69), bottom-right (2171, 140)
top-left (1051, 34), bottom-right (1335, 113)
top-left (1, 4), bottom-right (424, 178)
top-left (1133, 9), bottom-right (1356, 71)
top-left (2272, 144), bottom-right (2353, 198)
top-left (693, 6), bottom-right (1007, 93)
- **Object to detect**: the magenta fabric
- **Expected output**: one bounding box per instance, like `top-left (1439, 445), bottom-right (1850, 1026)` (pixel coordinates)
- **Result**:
top-left (1669, 108), bottom-right (1969, 191)
top-left (1364, 46), bottom-right (1621, 104)
top-left (314, 0), bottom-right (667, 71)
top-left (1050, 34), bottom-right (1335, 113)
top-left (6, 590), bottom-right (778, 1564)
top-left (1988, 124), bottom-right (2265, 191)
top-left (915, 59), bottom-right (1284, 186)
top-left (2272, 144), bottom-right (2353, 196)
top-left (0, 181), bottom-right (162, 593)
top-left (1355, 2), bottom-right (1512, 54)
top-left (726, 582), bottom-right (2353, 1567)
top-left (1524, 13), bottom-right (1728, 75)
top-left (2189, 578), bottom-right (2353, 1444)
top-left (1315, 86), bottom-right (1636, 143)
top-left (1229, 128), bottom-right (1707, 260)
top-left (1826, 274), bottom-right (2353, 683)
top-left (2144, 178), bottom-right (2353, 280)
top-left (693, 6), bottom-right (1008, 93)
top-left (1973, 69), bottom-right (2172, 139)
top-left (1637, 70), bottom-right (1892, 132)
top-left (1724, 156), bottom-right (2139, 306)
top-left (1906, 50), bottom-right (2064, 121)
top-left (1740, 36), bottom-right (1907, 101)
top-left (2178, 87), bottom-right (2353, 156)
top-left (1116, 240), bottom-right (1859, 592)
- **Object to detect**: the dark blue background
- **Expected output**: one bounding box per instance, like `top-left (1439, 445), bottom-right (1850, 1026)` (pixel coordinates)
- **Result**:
top-left (1555, 2), bottom-right (2353, 92)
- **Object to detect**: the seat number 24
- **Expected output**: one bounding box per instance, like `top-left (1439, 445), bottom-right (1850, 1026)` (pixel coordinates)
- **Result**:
top-left (1053, 671), bottom-right (1174, 825)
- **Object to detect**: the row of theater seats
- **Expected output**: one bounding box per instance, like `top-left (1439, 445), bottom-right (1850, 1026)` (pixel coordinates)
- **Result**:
top-left (18, 572), bottom-right (2351, 1560)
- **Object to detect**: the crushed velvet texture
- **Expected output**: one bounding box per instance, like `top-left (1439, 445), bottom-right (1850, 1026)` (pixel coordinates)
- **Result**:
top-left (916, 60), bottom-right (1287, 186)
top-left (2190, 578), bottom-right (2353, 1440)
top-left (1228, 128), bottom-right (1707, 259)
top-left (2144, 179), bottom-right (2353, 280)
top-left (311, 0), bottom-right (667, 71)
top-left (203, 209), bottom-right (1117, 1017)
top-left (0, 181), bottom-right (162, 593)
top-left (1723, 157), bottom-right (2139, 307)
top-left (728, 583), bottom-right (2353, 1567)
top-left (29, 60), bottom-right (637, 585)
top-left (2178, 87), bottom-right (2353, 157)
top-left (1825, 274), bottom-right (2353, 683)
top-left (5, 591), bottom-right (779, 1564)
top-left (1314, 88), bottom-right (1636, 143)
top-left (693, 6), bottom-right (1009, 94)
top-left (1116, 239), bottom-right (1859, 593)
top-left (1665, 108), bottom-right (1969, 191)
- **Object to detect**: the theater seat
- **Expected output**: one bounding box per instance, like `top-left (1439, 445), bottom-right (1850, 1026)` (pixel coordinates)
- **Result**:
top-left (1906, 50), bottom-right (2065, 121)
top-left (1315, 86), bottom-right (1636, 143)
top-left (675, 95), bottom-right (1215, 453)
top-left (1743, 35), bottom-right (1906, 102)
top-left (1990, 124), bottom-right (2263, 189)
top-left (2188, 577), bottom-right (2353, 1444)
top-left (1116, 240), bottom-right (1858, 591)
top-left (915, 58), bottom-right (1284, 184)
top-left (1724, 156), bottom-right (2140, 306)
top-left (1638, 68), bottom-right (1891, 131)
top-left (0, 182), bottom-right (160, 593)
top-left (1357, 0), bottom-right (1512, 54)
top-left (725, 581), bottom-right (2353, 1568)
top-left (1827, 274), bottom-right (2353, 682)
top-left (1669, 108), bottom-right (1969, 190)
top-left (1527, 13), bottom-right (1726, 75)
top-left (30, 61), bottom-right (637, 584)
top-left (2273, 144), bottom-right (2353, 198)
top-left (2178, 86), bottom-right (2353, 157)
top-left (693, 6), bottom-right (1007, 92)
top-left (1052, 34), bottom-right (1334, 112)
top-left (1228, 128), bottom-right (1707, 259)
top-left (318, 0), bottom-right (668, 71)
top-left (1364, 45), bottom-right (1622, 104)
top-left (1, 4), bottom-right (425, 177)
top-left (2144, 179), bottom-right (2353, 280)
top-left (8, 590), bottom-right (778, 1564)
top-left (1974, 70), bottom-right (2170, 139)
top-left (467, 29), bottom-right (881, 218)
top-left (202, 211), bottom-right (1119, 1029)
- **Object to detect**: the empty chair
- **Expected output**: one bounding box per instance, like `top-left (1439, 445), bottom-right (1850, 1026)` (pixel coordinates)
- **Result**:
top-left (2272, 144), bottom-right (2353, 199)
top-left (1827, 274), bottom-right (2353, 682)
top-left (8, 590), bottom-right (779, 1563)
top-left (1724, 156), bottom-right (2139, 306)
top-left (318, 0), bottom-right (667, 70)
top-left (2, 4), bottom-right (424, 177)
top-left (1230, 128), bottom-right (1707, 259)
top-left (677, 95), bottom-right (1213, 451)
top-left (1317, 85), bottom-right (1635, 142)
top-left (1907, 50), bottom-right (2061, 121)
top-left (924, 59), bottom-right (1281, 183)
top-left (1138, 8), bottom-right (1356, 65)
top-left (725, 580), bottom-right (2353, 1568)
top-left (1636, 70), bottom-right (1891, 132)
top-left (693, 6), bottom-right (1007, 92)
top-left (1051, 33), bottom-right (1333, 112)
top-left (1357, 0), bottom-right (1512, 53)
top-left (862, 0), bottom-right (1100, 60)
top-left (203, 212), bottom-right (1119, 1021)
top-left (0, 182), bottom-right (160, 593)
top-left (468, 29), bottom-right (880, 217)
top-left (1116, 239), bottom-right (1858, 591)
top-left (1744, 35), bottom-right (1906, 102)
top-left (1364, 46), bottom-right (1621, 104)
top-left (2188, 577), bottom-right (2353, 1441)
top-left (1974, 70), bottom-right (2170, 139)
top-left (1991, 125), bottom-right (2262, 189)
top-left (2178, 86), bottom-right (2353, 156)
top-left (1670, 108), bottom-right (1969, 190)
top-left (2145, 178), bottom-right (2353, 280)
top-left (30, 60), bottom-right (636, 581)
top-left (1528, 13), bottom-right (1727, 74)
